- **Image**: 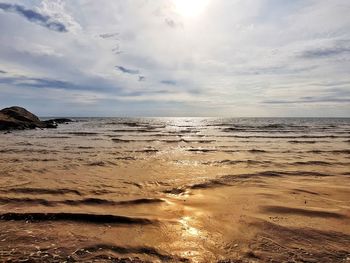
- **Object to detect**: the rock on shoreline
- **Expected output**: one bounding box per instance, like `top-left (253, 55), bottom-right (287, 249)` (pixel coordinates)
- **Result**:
top-left (0, 106), bottom-right (72, 130)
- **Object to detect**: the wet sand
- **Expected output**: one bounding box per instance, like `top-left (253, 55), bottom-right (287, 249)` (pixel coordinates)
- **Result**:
top-left (0, 118), bottom-right (349, 262)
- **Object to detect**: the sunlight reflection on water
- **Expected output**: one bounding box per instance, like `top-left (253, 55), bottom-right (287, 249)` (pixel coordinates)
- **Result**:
top-left (180, 216), bottom-right (200, 236)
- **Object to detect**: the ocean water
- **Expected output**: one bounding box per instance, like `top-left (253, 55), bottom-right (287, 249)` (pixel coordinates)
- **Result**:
top-left (0, 117), bottom-right (349, 262)
top-left (1, 117), bottom-right (349, 194)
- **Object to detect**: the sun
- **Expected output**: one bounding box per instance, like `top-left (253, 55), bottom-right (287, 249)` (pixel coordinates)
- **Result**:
top-left (173, 0), bottom-right (210, 18)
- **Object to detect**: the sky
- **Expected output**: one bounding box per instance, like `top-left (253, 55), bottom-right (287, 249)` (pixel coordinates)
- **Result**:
top-left (0, 0), bottom-right (349, 117)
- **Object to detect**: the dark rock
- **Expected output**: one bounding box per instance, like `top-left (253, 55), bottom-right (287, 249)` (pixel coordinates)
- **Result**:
top-left (50, 118), bottom-right (73, 123)
top-left (0, 106), bottom-right (63, 130)
top-left (41, 121), bottom-right (58, 128)
top-left (44, 118), bottom-right (73, 125)
top-left (1, 106), bottom-right (41, 123)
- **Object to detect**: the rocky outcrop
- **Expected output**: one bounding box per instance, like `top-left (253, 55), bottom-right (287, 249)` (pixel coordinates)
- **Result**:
top-left (43, 118), bottom-right (73, 126)
top-left (0, 106), bottom-right (72, 130)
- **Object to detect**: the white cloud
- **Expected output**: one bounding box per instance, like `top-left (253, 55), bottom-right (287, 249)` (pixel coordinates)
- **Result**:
top-left (0, 0), bottom-right (349, 116)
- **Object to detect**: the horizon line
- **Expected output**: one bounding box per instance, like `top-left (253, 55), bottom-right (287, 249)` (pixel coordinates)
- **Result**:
top-left (39, 116), bottom-right (350, 119)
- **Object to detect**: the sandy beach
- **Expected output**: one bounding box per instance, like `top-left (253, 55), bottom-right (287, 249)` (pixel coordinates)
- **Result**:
top-left (0, 117), bottom-right (349, 262)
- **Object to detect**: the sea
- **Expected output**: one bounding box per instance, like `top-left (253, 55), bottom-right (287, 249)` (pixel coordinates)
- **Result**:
top-left (0, 117), bottom-right (349, 262)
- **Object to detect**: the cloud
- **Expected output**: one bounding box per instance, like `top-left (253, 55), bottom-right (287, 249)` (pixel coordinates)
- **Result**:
top-left (0, 70), bottom-right (6, 74)
top-left (0, 1), bottom-right (349, 116)
top-left (0, 75), bottom-right (88, 91)
top-left (232, 65), bottom-right (319, 76)
top-left (263, 97), bottom-right (350, 104)
top-left (99, 33), bottom-right (119, 39)
top-left (115, 66), bottom-right (140, 75)
top-left (301, 47), bottom-right (350, 59)
top-left (165, 18), bottom-right (177, 28)
top-left (0, 2), bottom-right (67, 32)
top-left (299, 38), bottom-right (350, 59)
top-left (161, 80), bottom-right (177, 85)
top-left (0, 73), bottom-right (123, 94)
top-left (0, 72), bottom-right (178, 98)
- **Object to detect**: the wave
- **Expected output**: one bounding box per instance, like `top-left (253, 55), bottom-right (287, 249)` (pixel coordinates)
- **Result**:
top-left (187, 148), bottom-right (217, 153)
top-left (111, 121), bottom-right (166, 129)
top-left (0, 148), bottom-right (59, 154)
top-left (203, 159), bottom-right (271, 165)
top-left (72, 243), bottom-right (184, 262)
top-left (307, 149), bottom-right (350, 154)
top-left (115, 156), bottom-right (137, 160)
top-left (247, 149), bottom-right (267, 153)
top-left (0, 197), bottom-right (164, 207)
top-left (187, 148), bottom-right (269, 153)
top-left (291, 161), bottom-right (334, 166)
top-left (164, 138), bottom-right (212, 143)
top-left (261, 205), bottom-right (347, 219)
top-left (75, 197), bottom-right (164, 206)
top-left (163, 170), bottom-right (332, 195)
top-left (112, 138), bottom-right (132, 142)
top-left (77, 146), bottom-right (95, 149)
top-left (123, 181), bottom-right (143, 188)
top-left (221, 128), bottom-right (348, 134)
top-left (62, 132), bottom-right (100, 136)
top-left (220, 124), bottom-right (309, 130)
top-left (0, 197), bottom-right (53, 206)
top-left (186, 148), bottom-right (350, 155)
top-left (145, 133), bottom-right (181, 137)
top-left (167, 129), bottom-right (199, 134)
top-left (224, 170), bottom-right (332, 178)
top-left (37, 136), bottom-right (72, 139)
top-left (290, 189), bottom-right (321, 195)
top-left (90, 189), bottom-right (115, 195)
top-left (15, 141), bottom-right (33, 146)
top-left (162, 139), bottom-right (184, 143)
top-left (245, 220), bottom-right (350, 262)
top-left (189, 179), bottom-right (229, 190)
top-left (0, 187), bottom-right (82, 196)
top-left (112, 138), bottom-right (156, 143)
top-left (215, 135), bottom-right (350, 139)
top-left (22, 158), bottom-right (58, 162)
top-left (184, 139), bottom-right (215, 143)
top-left (0, 212), bottom-right (154, 225)
top-left (115, 198), bottom-right (164, 205)
top-left (111, 138), bottom-right (215, 144)
top-left (86, 161), bottom-right (116, 166)
top-left (288, 140), bottom-right (317, 144)
top-left (111, 129), bottom-right (157, 133)
top-left (134, 149), bottom-right (158, 153)
top-left (222, 128), bottom-right (309, 133)
top-left (203, 159), bottom-right (346, 167)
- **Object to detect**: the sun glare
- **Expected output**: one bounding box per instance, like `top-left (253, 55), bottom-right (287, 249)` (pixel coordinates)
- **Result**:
top-left (173, 0), bottom-right (210, 18)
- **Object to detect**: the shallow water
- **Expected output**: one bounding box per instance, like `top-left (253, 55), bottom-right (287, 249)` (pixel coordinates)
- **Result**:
top-left (0, 118), bottom-right (349, 262)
